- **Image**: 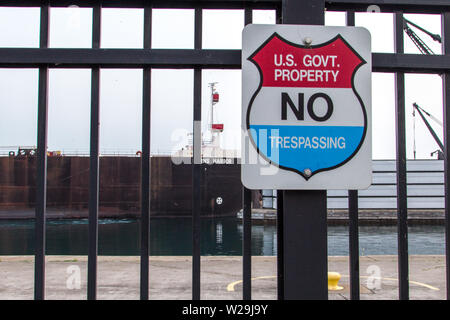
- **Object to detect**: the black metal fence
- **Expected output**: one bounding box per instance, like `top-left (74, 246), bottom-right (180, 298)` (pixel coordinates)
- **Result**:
top-left (0, 0), bottom-right (449, 300)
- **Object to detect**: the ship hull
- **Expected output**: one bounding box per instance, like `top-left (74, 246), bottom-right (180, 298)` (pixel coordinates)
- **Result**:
top-left (0, 156), bottom-right (243, 218)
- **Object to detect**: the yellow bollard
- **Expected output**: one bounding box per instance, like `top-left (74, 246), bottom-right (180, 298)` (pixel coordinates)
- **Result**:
top-left (328, 272), bottom-right (344, 291)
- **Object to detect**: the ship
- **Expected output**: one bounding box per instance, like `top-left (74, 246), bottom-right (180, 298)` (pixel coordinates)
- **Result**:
top-left (0, 87), bottom-right (446, 219)
top-left (0, 83), bottom-right (244, 219)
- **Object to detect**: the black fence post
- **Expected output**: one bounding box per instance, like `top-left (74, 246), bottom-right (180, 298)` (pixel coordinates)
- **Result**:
top-left (140, 4), bottom-right (152, 301)
top-left (346, 10), bottom-right (360, 301)
top-left (394, 11), bottom-right (410, 301)
top-left (192, 7), bottom-right (202, 301)
top-left (242, 187), bottom-right (252, 300)
top-left (275, 6), bottom-right (284, 302)
top-left (348, 190), bottom-right (360, 300)
top-left (242, 7), bottom-right (253, 301)
top-left (276, 190), bottom-right (284, 300)
top-left (87, 4), bottom-right (101, 301)
top-left (281, 0), bottom-right (328, 300)
top-left (34, 2), bottom-right (49, 301)
top-left (442, 11), bottom-right (450, 300)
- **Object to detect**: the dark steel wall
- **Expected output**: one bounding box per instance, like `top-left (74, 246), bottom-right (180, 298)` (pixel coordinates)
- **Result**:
top-left (0, 156), bottom-right (242, 217)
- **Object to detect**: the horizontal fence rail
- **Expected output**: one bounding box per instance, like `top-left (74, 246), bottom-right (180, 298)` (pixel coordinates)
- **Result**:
top-left (0, 0), bottom-right (450, 12)
top-left (0, 50), bottom-right (449, 73)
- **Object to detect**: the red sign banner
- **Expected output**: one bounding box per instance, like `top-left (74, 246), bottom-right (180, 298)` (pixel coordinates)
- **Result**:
top-left (249, 33), bottom-right (365, 89)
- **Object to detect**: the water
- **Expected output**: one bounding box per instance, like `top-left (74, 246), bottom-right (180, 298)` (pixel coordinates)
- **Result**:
top-left (0, 218), bottom-right (445, 256)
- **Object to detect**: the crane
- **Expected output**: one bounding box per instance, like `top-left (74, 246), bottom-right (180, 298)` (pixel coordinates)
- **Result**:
top-left (403, 18), bottom-right (441, 55)
top-left (412, 103), bottom-right (444, 159)
top-left (403, 18), bottom-right (444, 159)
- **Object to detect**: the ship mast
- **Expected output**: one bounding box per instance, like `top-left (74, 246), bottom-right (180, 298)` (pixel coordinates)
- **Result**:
top-left (209, 82), bottom-right (218, 139)
top-left (208, 82), bottom-right (223, 148)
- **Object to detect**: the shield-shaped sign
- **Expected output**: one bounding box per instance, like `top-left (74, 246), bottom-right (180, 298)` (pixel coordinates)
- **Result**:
top-left (242, 24), bottom-right (372, 190)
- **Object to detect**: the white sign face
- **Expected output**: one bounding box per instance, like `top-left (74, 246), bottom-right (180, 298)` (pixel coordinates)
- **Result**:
top-left (241, 24), bottom-right (372, 190)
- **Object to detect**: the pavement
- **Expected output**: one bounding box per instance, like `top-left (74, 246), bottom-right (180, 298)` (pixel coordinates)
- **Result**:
top-left (0, 255), bottom-right (445, 300)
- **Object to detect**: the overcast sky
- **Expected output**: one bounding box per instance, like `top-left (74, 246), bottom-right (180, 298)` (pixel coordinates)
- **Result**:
top-left (0, 7), bottom-right (445, 159)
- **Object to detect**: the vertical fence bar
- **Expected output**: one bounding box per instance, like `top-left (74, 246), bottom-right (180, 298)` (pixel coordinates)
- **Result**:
top-left (442, 11), bottom-right (450, 300)
top-left (275, 7), bottom-right (284, 300)
top-left (275, 4), bottom-right (282, 24)
top-left (192, 6), bottom-right (202, 301)
top-left (346, 10), bottom-right (355, 26)
top-left (244, 6), bottom-right (252, 25)
top-left (346, 10), bottom-right (360, 301)
top-left (242, 7), bottom-right (252, 301)
top-left (276, 190), bottom-right (284, 300)
top-left (88, 4), bottom-right (101, 301)
top-left (242, 187), bottom-right (252, 300)
top-left (394, 12), bottom-right (409, 300)
top-left (140, 5), bottom-right (152, 301)
top-left (348, 190), bottom-right (360, 300)
top-left (34, 3), bottom-right (49, 301)
top-left (275, 7), bottom-right (284, 302)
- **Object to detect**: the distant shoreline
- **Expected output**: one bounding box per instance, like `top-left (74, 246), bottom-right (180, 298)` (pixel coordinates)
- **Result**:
top-left (0, 208), bottom-right (445, 226)
top-left (239, 208), bottom-right (446, 226)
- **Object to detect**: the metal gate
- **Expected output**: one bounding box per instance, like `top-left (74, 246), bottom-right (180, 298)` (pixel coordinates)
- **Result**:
top-left (0, 0), bottom-right (449, 300)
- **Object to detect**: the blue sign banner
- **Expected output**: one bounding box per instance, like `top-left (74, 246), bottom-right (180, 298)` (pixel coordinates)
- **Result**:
top-left (249, 124), bottom-right (365, 175)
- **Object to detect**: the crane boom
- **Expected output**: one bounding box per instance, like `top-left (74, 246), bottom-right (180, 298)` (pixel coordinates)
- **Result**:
top-left (403, 18), bottom-right (441, 55)
top-left (413, 103), bottom-right (444, 153)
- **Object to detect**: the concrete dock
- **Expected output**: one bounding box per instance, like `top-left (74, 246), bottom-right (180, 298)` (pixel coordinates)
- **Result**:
top-left (0, 255), bottom-right (445, 300)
